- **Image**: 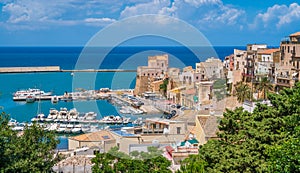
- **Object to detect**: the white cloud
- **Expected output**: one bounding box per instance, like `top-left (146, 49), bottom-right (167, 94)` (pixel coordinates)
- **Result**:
top-left (253, 3), bottom-right (300, 29)
top-left (84, 17), bottom-right (116, 26)
top-left (0, 0), bottom-right (245, 30)
top-left (120, 0), bottom-right (245, 29)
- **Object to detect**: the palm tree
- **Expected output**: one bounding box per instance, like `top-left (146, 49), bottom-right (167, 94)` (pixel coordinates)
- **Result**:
top-left (256, 77), bottom-right (273, 100)
top-left (159, 78), bottom-right (169, 97)
top-left (234, 81), bottom-right (251, 103)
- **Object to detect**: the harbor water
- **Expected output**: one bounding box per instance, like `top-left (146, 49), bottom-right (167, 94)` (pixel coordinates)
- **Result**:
top-left (0, 46), bottom-right (242, 149)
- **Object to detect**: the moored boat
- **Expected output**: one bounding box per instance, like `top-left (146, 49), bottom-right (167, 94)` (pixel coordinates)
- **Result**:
top-left (26, 95), bottom-right (36, 103)
top-left (51, 95), bottom-right (59, 104)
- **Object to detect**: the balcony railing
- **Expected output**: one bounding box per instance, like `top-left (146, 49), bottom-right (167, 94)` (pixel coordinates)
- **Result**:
top-left (277, 74), bottom-right (290, 79)
top-left (276, 81), bottom-right (291, 87)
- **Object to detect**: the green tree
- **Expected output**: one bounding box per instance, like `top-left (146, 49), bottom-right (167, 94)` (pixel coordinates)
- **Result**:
top-left (256, 77), bottom-right (273, 100)
top-left (177, 155), bottom-right (206, 173)
top-left (177, 82), bottom-right (300, 172)
top-left (234, 81), bottom-right (251, 102)
top-left (92, 146), bottom-right (171, 173)
top-left (0, 112), bottom-right (59, 172)
top-left (160, 78), bottom-right (169, 97)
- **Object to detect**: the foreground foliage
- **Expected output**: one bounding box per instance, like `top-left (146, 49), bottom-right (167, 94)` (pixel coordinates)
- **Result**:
top-left (0, 113), bottom-right (59, 172)
top-left (92, 146), bottom-right (171, 173)
top-left (178, 82), bottom-right (300, 172)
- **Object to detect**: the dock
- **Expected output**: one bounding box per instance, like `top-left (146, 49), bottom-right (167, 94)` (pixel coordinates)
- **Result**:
top-left (0, 66), bottom-right (136, 73)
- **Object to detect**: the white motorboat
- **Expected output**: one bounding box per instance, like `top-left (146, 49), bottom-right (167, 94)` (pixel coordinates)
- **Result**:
top-left (68, 108), bottom-right (79, 119)
top-left (12, 123), bottom-right (25, 131)
top-left (8, 118), bottom-right (18, 127)
top-left (64, 124), bottom-right (74, 133)
top-left (48, 123), bottom-right (58, 131)
top-left (57, 124), bottom-right (67, 133)
top-left (46, 108), bottom-right (59, 121)
top-left (58, 107), bottom-right (68, 119)
top-left (31, 113), bottom-right (45, 122)
top-left (13, 88), bottom-right (52, 101)
top-left (81, 124), bottom-right (91, 133)
top-left (84, 112), bottom-right (97, 120)
top-left (100, 115), bottom-right (128, 124)
top-left (72, 124), bottom-right (82, 133)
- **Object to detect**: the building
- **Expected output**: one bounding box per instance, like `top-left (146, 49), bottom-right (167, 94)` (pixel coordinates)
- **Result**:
top-left (68, 130), bottom-right (116, 152)
top-left (255, 48), bottom-right (279, 81)
top-left (196, 57), bottom-right (224, 80)
top-left (243, 44), bottom-right (267, 82)
top-left (193, 113), bottom-right (222, 145)
top-left (165, 138), bottom-right (199, 165)
top-left (142, 118), bottom-right (187, 135)
top-left (108, 118), bottom-right (188, 154)
top-left (278, 31), bottom-right (300, 89)
top-left (135, 54), bottom-right (169, 95)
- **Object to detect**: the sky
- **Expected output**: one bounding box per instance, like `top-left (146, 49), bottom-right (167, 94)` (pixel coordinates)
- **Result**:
top-left (0, 0), bottom-right (300, 46)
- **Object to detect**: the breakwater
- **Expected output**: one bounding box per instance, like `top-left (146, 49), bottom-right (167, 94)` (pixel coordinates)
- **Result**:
top-left (0, 66), bottom-right (136, 73)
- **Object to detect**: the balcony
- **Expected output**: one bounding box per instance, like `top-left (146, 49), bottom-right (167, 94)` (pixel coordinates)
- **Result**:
top-left (277, 74), bottom-right (290, 79)
top-left (276, 80), bottom-right (291, 87)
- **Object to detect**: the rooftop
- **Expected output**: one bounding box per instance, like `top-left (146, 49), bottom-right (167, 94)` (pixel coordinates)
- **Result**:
top-left (69, 130), bottom-right (114, 142)
top-left (197, 115), bottom-right (221, 138)
top-left (145, 118), bottom-right (184, 125)
top-left (290, 31), bottom-right (300, 37)
top-left (258, 48), bottom-right (280, 54)
top-left (111, 130), bottom-right (137, 137)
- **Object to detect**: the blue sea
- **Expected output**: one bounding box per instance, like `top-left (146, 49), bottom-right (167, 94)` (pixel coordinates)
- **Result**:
top-left (0, 46), bottom-right (243, 149)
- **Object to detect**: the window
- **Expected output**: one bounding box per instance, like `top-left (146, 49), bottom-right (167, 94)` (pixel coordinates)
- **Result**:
top-left (177, 127), bottom-right (181, 134)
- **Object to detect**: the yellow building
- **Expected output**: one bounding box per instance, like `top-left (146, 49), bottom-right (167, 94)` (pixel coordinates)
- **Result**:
top-left (193, 113), bottom-right (222, 145)
top-left (68, 130), bottom-right (116, 152)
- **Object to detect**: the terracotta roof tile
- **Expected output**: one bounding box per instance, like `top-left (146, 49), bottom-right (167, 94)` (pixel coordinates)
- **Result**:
top-left (70, 130), bottom-right (114, 142)
top-left (258, 48), bottom-right (279, 55)
top-left (290, 32), bottom-right (300, 37)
